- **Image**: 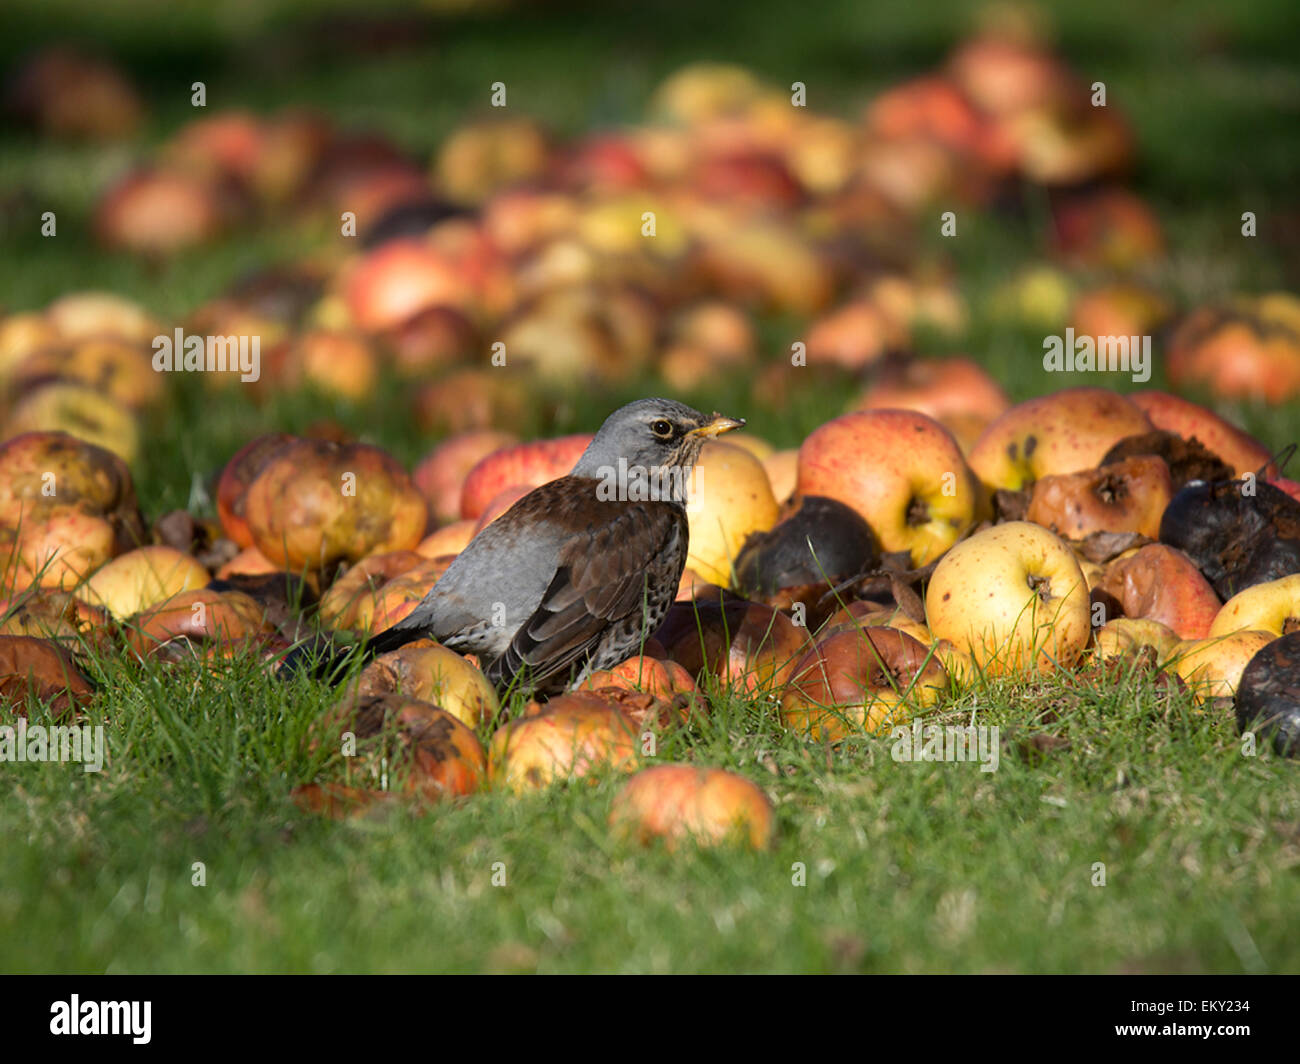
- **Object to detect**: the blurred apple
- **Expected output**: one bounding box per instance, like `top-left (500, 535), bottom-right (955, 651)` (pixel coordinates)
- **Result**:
top-left (459, 434), bottom-right (592, 521)
top-left (609, 764), bottom-right (774, 851)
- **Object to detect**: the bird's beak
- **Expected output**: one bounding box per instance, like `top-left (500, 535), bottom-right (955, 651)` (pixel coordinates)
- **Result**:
top-left (689, 413), bottom-right (746, 438)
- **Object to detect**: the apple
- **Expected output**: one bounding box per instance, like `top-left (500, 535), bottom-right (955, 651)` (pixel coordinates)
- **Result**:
top-left (482, 188), bottom-right (579, 257)
top-left (1235, 633), bottom-right (1300, 757)
top-left (1070, 285), bottom-right (1171, 347)
top-left (1130, 391), bottom-right (1275, 477)
top-left (1026, 455), bottom-right (1173, 540)
top-left (127, 587), bottom-right (272, 657)
top-left (686, 441), bottom-right (780, 587)
top-left (358, 643), bottom-right (500, 729)
top-left (655, 597), bottom-right (811, 695)
top-left (865, 75), bottom-right (1013, 174)
top-left (342, 239), bottom-right (472, 334)
top-left (650, 62), bottom-right (764, 125)
top-left (967, 388), bottom-right (1153, 492)
top-left (5, 383), bottom-right (140, 464)
top-left (488, 693), bottom-right (640, 792)
top-left (609, 764), bottom-right (774, 851)
top-left (579, 654), bottom-right (698, 706)
top-left (244, 438), bottom-right (427, 572)
top-left (318, 550), bottom-right (427, 630)
top-left (762, 449), bottom-right (799, 505)
top-left (1, 507), bottom-right (117, 594)
top-left (459, 434), bottom-right (593, 522)
top-left (433, 117), bottom-right (550, 205)
top-left (316, 694), bottom-right (486, 801)
top-left (0, 431), bottom-right (144, 552)
top-left (1166, 297), bottom-right (1300, 405)
top-left (780, 626), bottom-right (949, 741)
top-left (820, 601), bottom-right (931, 647)
top-left (215, 546), bottom-right (279, 581)
top-left (6, 47), bottom-right (143, 142)
top-left (416, 520), bottom-right (475, 559)
top-left (13, 337), bottom-right (164, 411)
top-left (855, 357), bottom-right (1010, 434)
top-left (0, 313), bottom-right (60, 376)
top-left (804, 300), bottom-right (898, 372)
top-left (215, 434), bottom-right (295, 548)
top-left (0, 634), bottom-right (95, 718)
top-left (1094, 544), bottom-right (1221, 640)
top-left (1171, 630), bottom-right (1275, 704)
top-left (44, 291), bottom-right (161, 344)
top-left (1209, 574), bottom-right (1300, 638)
top-left (77, 545), bottom-right (209, 620)
top-left (163, 111), bottom-right (266, 185)
top-left (1051, 188), bottom-right (1164, 270)
top-left (383, 305), bottom-right (476, 377)
top-left (288, 329), bottom-right (378, 400)
top-left (693, 152), bottom-right (803, 211)
top-left (926, 521), bottom-right (1091, 676)
top-left (795, 409), bottom-right (979, 566)
top-left (95, 167), bottom-right (226, 255)
top-left (695, 220), bottom-right (834, 315)
top-left (0, 588), bottom-right (110, 642)
top-left (1092, 617), bottom-right (1181, 662)
top-left (414, 369), bottom-right (530, 436)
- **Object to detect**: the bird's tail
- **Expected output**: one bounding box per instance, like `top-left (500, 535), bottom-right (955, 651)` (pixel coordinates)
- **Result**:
top-left (277, 625), bottom-right (424, 685)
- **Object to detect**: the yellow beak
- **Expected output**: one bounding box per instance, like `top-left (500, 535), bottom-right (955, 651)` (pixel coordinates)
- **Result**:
top-left (689, 413), bottom-right (746, 438)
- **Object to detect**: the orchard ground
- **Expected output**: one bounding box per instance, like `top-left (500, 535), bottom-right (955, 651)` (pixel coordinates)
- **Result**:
top-left (1, 0), bottom-right (1299, 973)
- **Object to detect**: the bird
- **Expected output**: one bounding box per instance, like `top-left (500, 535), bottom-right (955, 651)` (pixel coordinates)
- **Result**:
top-left (283, 398), bottom-right (744, 695)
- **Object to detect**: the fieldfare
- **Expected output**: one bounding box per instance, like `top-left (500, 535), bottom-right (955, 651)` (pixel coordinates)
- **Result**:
top-left (286, 398), bottom-right (743, 694)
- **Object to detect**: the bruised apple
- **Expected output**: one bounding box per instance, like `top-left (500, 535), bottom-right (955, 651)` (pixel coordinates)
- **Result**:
top-left (318, 694), bottom-right (486, 800)
top-left (488, 693), bottom-right (641, 792)
top-left (1026, 456), bottom-right (1173, 540)
top-left (968, 388), bottom-right (1152, 492)
top-left (795, 409), bottom-right (979, 566)
top-left (126, 587), bottom-right (273, 658)
top-left (1091, 618), bottom-right (1181, 662)
top-left (780, 627), bottom-right (948, 741)
top-left (356, 643), bottom-right (499, 729)
top-left (609, 764), bottom-right (774, 851)
top-left (1095, 544), bottom-right (1220, 640)
top-left (244, 437), bottom-right (427, 571)
top-left (215, 434), bottom-right (294, 548)
top-left (655, 596), bottom-right (811, 695)
top-left (926, 521), bottom-right (1091, 676)
top-left (1130, 391), bottom-right (1276, 478)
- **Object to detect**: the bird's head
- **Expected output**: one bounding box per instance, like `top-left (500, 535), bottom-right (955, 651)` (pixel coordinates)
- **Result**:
top-left (571, 398), bottom-right (745, 505)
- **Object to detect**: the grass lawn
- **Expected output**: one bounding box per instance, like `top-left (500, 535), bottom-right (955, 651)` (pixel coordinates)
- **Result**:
top-left (1, 0), bottom-right (1298, 973)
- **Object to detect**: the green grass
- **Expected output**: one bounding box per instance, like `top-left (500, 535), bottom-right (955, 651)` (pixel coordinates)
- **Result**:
top-left (1, 0), bottom-right (1299, 973)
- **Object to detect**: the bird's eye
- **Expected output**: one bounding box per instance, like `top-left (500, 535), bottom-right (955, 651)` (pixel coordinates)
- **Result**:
top-left (650, 419), bottom-right (674, 438)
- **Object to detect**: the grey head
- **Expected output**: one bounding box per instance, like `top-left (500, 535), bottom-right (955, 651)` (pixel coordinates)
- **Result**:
top-left (569, 398), bottom-right (745, 505)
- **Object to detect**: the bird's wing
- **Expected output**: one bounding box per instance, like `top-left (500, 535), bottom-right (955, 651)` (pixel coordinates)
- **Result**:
top-left (489, 500), bottom-right (687, 691)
